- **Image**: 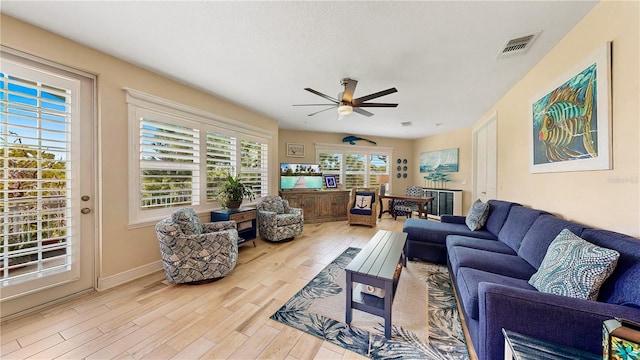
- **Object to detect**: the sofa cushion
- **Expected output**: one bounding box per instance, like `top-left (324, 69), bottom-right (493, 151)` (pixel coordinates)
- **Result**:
top-left (449, 246), bottom-right (537, 280)
top-left (579, 229), bottom-right (640, 307)
top-left (456, 267), bottom-right (535, 320)
top-left (517, 215), bottom-right (587, 269)
top-left (466, 199), bottom-right (490, 231)
top-left (485, 200), bottom-right (520, 236)
top-left (403, 218), bottom-right (496, 247)
top-left (498, 206), bottom-right (549, 252)
top-left (529, 229), bottom-right (620, 300)
top-left (446, 235), bottom-right (516, 255)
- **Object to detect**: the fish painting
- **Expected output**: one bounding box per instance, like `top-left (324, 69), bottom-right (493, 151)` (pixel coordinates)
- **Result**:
top-left (533, 63), bottom-right (598, 164)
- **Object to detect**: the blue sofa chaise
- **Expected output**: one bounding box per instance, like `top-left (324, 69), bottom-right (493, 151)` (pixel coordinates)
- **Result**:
top-left (402, 202), bottom-right (640, 360)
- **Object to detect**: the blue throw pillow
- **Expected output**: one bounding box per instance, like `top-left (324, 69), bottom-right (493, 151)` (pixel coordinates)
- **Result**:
top-left (465, 199), bottom-right (490, 231)
top-left (529, 229), bottom-right (620, 300)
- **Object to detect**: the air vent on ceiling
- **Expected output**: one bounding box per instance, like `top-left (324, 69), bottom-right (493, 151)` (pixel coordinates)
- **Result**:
top-left (496, 31), bottom-right (541, 59)
top-left (401, 121), bottom-right (413, 127)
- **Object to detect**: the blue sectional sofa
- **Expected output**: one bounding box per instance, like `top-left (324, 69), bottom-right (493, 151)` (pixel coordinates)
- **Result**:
top-left (402, 201), bottom-right (640, 360)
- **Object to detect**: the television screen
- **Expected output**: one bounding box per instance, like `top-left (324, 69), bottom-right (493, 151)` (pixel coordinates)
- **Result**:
top-left (280, 163), bottom-right (323, 190)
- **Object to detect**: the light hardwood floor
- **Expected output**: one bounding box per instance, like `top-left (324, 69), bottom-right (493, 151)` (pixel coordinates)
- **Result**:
top-left (1, 218), bottom-right (407, 360)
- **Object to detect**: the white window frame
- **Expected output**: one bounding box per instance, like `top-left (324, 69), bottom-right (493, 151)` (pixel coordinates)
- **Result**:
top-left (315, 142), bottom-right (393, 189)
top-left (126, 89), bottom-right (272, 226)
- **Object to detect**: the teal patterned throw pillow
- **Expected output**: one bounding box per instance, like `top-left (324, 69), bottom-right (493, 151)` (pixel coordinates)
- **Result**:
top-left (465, 199), bottom-right (490, 231)
top-left (529, 229), bottom-right (620, 300)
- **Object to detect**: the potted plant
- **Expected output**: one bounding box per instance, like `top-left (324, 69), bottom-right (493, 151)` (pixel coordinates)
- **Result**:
top-left (216, 173), bottom-right (255, 209)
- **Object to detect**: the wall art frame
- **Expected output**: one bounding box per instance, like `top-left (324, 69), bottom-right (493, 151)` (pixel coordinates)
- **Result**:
top-left (324, 175), bottom-right (337, 188)
top-left (529, 43), bottom-right (612, 173)
top-left (287, 143), bottom-right (305, 157)
top-left (420, 148), bottom-right (459, 173)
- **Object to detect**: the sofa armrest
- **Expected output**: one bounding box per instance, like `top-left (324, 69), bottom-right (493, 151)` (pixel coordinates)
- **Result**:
top-left (478, 282), bottom-right (640, 360)
top-left (441, 215), bottom-right (466, 224)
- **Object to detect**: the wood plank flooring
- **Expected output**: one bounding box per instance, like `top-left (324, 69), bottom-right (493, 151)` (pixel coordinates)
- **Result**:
top-left (1, 218), bottom-right (406, 359)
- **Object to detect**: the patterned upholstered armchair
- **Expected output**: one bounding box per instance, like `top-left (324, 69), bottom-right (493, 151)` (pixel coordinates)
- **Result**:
top-left (156, 207), bottom-right (239, 284)
top-left (392, 185), bottom-right (423, 219)
top-left (347, 188), bottom-right (378, 227)
top-left (256, 195), bottom-right (304, 242)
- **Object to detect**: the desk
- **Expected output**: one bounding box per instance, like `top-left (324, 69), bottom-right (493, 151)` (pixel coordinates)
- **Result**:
top-left (378, 194), bottom-right (434, 219)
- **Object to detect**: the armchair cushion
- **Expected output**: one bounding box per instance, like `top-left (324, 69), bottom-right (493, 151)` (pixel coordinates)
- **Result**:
top-left (171, 207), bottom-right (203, 235)
top-left (354, 193), bottom-right (374, 210)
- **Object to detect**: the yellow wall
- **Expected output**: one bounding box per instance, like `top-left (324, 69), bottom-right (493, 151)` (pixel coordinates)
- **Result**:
top-left (278, 130), bottom-right (415, 194)
top-left (413, 127), bottom-right (473, 212)
top-left (1, 15), bottom-right (280, 282)
top-left (471, 1), bottom-right (639, 236)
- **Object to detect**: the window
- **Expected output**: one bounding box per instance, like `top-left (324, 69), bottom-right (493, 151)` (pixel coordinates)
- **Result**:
top-left (126, 89), bottom-right (272, 225)
top-left (316, 143), bottom-right (392, 190)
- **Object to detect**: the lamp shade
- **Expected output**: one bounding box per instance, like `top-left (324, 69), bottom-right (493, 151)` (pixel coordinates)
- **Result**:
top-left (376, 174), bottom-right (389, 184)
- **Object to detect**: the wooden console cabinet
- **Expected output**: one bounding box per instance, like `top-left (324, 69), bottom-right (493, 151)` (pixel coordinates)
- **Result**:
top-left (280, 190), bottom-right (350, 224)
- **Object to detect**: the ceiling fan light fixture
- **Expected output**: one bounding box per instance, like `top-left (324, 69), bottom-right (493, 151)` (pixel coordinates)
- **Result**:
top-left (337, 104), bottom-right (353, 116)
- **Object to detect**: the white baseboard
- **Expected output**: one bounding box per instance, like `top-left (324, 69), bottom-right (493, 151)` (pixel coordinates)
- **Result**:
top-left (97, 261), bottom-right (163, 291)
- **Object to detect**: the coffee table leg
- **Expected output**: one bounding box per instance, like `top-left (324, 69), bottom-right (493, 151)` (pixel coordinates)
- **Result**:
top-left (384, 279), bottom-right (393, 339)
top-left (345, 270), bottom-right (353, 325)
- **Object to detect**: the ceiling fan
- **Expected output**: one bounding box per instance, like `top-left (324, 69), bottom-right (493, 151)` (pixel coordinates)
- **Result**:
top-left (293, 78), bottom-right (398, 119)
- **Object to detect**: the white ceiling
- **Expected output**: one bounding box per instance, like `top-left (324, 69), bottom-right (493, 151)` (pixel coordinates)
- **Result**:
top-left (2, 1), bottom-right (598, 139)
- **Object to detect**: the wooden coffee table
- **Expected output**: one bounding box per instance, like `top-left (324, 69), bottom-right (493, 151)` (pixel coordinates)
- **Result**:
top-left (345, 230), bottom-right (408, 339)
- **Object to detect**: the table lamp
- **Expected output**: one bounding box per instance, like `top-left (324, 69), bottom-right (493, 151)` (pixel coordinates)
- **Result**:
top-left (377, 174), bottom-right (389, 195)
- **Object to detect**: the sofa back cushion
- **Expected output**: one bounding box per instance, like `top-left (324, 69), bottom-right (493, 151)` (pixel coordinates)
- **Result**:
top-left (498, 207), bottom-right (549, 252)
top-left (485, 200), bottom-right (520, 236)
top-left (517, 215), bottom-right (586, 269)
top-left (581, 229), bottom-right (640, 308)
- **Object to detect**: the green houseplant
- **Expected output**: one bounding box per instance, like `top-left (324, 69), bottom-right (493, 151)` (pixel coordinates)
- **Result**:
top-left (216, 173), bottom-right (255, 209)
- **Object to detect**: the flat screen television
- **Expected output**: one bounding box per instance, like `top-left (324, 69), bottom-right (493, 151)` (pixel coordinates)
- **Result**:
top-left (280, 163), bottom-right (323, 190)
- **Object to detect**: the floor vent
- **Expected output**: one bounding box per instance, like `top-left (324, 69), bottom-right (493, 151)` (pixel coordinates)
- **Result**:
top-left (401, 121), bottom-right (413, 127)
top-left (496, 31), bottom-right (541, 59)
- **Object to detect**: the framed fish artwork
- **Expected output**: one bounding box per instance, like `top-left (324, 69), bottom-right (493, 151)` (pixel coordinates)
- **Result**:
top-left (529, 43), bottom-right (611, 173)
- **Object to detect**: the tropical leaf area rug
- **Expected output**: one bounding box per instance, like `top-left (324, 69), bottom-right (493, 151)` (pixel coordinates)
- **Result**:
top-left (270, 247), bottom-right (470, 360)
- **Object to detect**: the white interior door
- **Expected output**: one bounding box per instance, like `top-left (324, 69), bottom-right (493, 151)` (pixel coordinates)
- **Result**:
top-left (1, 51), bottom-right (96, 319)
top-left (473, 115), bottom-right (497, 202)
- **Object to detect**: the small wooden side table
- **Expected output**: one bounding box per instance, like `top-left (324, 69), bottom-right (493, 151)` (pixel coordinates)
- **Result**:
top-left (502, 329), bottom-right (599, 360)
top-left (211, 207), bottom-right (257, 247)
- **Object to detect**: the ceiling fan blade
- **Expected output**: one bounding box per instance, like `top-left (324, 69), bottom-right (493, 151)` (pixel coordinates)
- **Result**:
top-left (337, 113), bottom-right (345, 121)
top-left (293, 104), bottom-right (337, 106)
top-left (355, 103), bottom-right (399, 108)
top-left (352, 87), bottom-right (398, 105)
top-left (308, 106), bottom-right (336, 116)
top-left (341, 78), bottom-right (358, 103)
top-left (353, 107), bottom-right (374, 117)
top-left (304, 88), bottom-right (339, 103)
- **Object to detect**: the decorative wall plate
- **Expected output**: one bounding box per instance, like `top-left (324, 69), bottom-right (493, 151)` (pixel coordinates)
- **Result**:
top-left (397, 158), bottom-right (402, 164)
top-left (397, 173), bottom-right (401, 178)
top-left (397, 165), bottom-right (402, 171)
top-left (403, 159), bottom-right (408, 164)
top-left (403, 173), bottom-right (408, 178)
top-left (403, 165), bottom-right (408, 171)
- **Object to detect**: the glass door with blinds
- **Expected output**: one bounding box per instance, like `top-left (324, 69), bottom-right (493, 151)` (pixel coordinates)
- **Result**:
top-left (1, 52), bottom-right (95, 318)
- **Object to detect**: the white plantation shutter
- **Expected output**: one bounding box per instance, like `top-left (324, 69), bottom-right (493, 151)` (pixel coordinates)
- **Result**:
top-left (369, 154), bottom-right (389, 187)
top-left (315, 144), bottom-right (392, 190)
top-left (240, 139), bottom-right (268, 198)
top-left (1, 69), bottom-right (74, 286)
top-left (206, 132), bottom-right (236, 201)
top-left (345, 153), bottom-right (366, 188)
top-left (126, 89), bottom-right (272, 224)
top-left (139, 117), bottom-right (200, 209)
top-left (318, 151), bottom-right (341, 185)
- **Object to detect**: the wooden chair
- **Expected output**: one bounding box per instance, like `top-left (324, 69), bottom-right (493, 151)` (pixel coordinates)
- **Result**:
top-left (347, 188), bottom-right (378, 227)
